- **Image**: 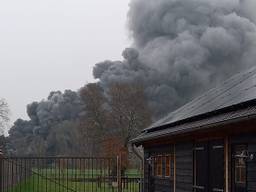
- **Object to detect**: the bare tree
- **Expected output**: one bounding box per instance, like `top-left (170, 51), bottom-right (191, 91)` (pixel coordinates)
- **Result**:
top-left (0, 99), bottom-right (10, 135)
top-left (106, 82), bottom-right (152, 174)
top-left (80, 83), bottom-right (107, 133)
top-left (108, 82), bottom-right (152, 147)
top-left (79, 83), bottom-right (109, 156)
top-left (78, 82), bottom-right (152, 159)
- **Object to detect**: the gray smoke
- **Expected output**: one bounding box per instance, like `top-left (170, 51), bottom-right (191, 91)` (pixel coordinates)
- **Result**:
top-left (26, 90), bottom-right (83, 135)
top-left (94, 0), bottom-right (256, 118)
top-left (8, 90), bottom-right (84, 155)
top-left (7, 0), bottom-right (256, 155)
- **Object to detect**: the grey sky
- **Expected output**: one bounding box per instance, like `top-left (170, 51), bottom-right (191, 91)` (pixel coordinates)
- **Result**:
top-left (0, 0), bottom-right (130, 123)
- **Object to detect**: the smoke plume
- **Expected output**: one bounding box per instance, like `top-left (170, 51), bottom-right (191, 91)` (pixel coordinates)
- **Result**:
top-left (94, 0), bottom-right (256, 118)
top-left (7, 0), bottom-right (256, 155)
top-left (8, 90), bottom-right (83, 155)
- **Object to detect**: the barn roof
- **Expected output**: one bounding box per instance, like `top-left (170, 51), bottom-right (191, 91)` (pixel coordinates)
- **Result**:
top-left (132, 67), bottom-right (256, 145)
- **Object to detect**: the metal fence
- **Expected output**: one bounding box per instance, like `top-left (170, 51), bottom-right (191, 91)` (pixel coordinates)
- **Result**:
top-left (0, 156), bottom-right (142, 192)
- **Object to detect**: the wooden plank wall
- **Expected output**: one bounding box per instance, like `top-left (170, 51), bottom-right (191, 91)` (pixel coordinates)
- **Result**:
top-left (248, 144), bottom-right (256, 192)
top-left (175, 143), bottom-right (193, 192)
top-left (143, 134), bottom-right (256, 192)
top-left (144, 149), bottom-right (150, 192)
top-left (232, 135), bottom-right (256, 192)
top-left (144, 145), bottom-right (173, 192)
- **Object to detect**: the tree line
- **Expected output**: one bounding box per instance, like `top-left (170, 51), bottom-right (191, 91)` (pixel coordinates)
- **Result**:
top-left (1, 82), bottom-right (152, 159)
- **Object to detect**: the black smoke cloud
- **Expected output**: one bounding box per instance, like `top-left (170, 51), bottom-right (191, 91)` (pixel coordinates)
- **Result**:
top-left (94, 0), bottom-right (256, 118)
top-left (26, 90), bottom-right (83, 135)
top-left (7, 0), bottom-right (256, 155)
top-left (8, 90), bottom-right (83, 155)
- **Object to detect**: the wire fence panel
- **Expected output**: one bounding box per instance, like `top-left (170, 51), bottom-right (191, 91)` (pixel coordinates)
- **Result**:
top-left (0, 157), bottom-right (142, 192)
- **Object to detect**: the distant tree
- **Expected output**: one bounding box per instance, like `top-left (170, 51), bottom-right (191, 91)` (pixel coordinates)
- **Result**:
top-left (0, 135), bottom-right (7, 153)
top-left (6, 82), bottom-right (152, 159)
top-left (79, 83), bottom-right (109, 156)
top-left (46, 120), bottom-right (80, 156)
top-left (79, 82), bottom-right (152, 158)
top-left (80, 83), bottom-right (108, 134)
top-left (108, 82), bottom-right (152, 148)
top-left (0, 99), bottom-right (9, 136)
top-left (101, 82), bottom-right (152, 175)
top-left (101, 136), bottom-right (123, 157)
top-left (30, 135), bottom-right (47, 156)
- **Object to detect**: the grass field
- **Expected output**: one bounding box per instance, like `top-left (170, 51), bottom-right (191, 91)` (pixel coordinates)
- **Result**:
top-left (5, 169), bottom-right (142, 192)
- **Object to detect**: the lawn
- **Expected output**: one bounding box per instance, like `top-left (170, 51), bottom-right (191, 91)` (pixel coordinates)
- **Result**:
top-left (5, 169), bottom-right (142, 192)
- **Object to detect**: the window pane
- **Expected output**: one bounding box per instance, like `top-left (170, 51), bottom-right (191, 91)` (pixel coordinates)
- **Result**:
top-left (157, 156), bottom-right (162, 176)
top-left (154, 157), bottom-right (157, 176)
top-left (165, 156), bottom-right (171, 177)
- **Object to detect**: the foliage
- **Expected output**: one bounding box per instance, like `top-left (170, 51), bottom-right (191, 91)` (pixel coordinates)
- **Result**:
top-left (108, 83), bottom-right (152, 147)
top-left (79, 82), bottom-right (152, 156)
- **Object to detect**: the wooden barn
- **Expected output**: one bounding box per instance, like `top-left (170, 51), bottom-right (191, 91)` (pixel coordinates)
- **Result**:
top-left (131, 67), bottom-right (256, 192)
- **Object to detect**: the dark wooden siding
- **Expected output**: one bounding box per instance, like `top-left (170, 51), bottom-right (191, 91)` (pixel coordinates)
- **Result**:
top-left (248, 143), bottom-right (256, 192)
top-left (175, 143), bottom-right (193, 192)
top-left (153, 177), bottom-right (173, 192)
top-left (231, 135), bottom-right (256, 192)
top-left (143, 134), bottom-right (256, 192)
top-left (144, 145), bottom-right (173, 192)
top-left (144, 149), bottom-right (150, 192)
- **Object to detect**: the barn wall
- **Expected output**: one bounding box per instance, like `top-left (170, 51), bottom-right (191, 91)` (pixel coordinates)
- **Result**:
top-left (248, 144), bottom-right (256, 192)
top-left (143, 134), bottom-right (256, 192)
top-left (232, 134), bottom-right (256, 192)
top-left (175, 143), bottom-right (193, 192)
top-left (144, 143), bottom-right (193, 192)
top-left (144, 145), bottom-right (173, 192)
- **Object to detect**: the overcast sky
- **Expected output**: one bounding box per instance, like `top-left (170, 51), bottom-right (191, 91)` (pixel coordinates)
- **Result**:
top-left (0, 0), bottom-right (131, 123)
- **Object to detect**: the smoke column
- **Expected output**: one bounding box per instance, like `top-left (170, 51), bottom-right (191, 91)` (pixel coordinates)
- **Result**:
top-left (7, 0), bottom-right (256, 156)
top-left (8, 90), bottom-right (83, 155)
top-left (93, 0), bottom-right (256, 118)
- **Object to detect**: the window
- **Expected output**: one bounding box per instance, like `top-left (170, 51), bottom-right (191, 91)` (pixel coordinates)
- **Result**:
top-left (156, 156), bottom-right (162, 176)
top-left (234, 145), bottom-right (247, 184)
top-left (151, 154), bottom-right (172, 177)
top-left (152, 156), bottom-right (163, 177)
top-left (165, 155), bottom-right (171, 177)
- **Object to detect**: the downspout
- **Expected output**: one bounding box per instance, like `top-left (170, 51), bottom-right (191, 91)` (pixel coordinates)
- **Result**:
top-left (131, 144), bottom-right (144, 192)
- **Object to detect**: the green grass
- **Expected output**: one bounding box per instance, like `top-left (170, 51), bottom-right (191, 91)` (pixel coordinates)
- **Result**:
top-left (124, 169), bottom-right (141, 177)
top-left (5, 169), bottom-right (141, 192)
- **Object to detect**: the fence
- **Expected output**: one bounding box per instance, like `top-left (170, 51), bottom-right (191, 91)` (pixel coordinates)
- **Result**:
top-left (0, 155), bottom-right (142, 192)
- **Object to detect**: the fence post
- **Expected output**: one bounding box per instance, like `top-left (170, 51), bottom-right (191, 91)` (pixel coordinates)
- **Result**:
top-left (117, 155), bottom-right (122, 192)
top-left (0, 149), bottom-right (3, 191)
